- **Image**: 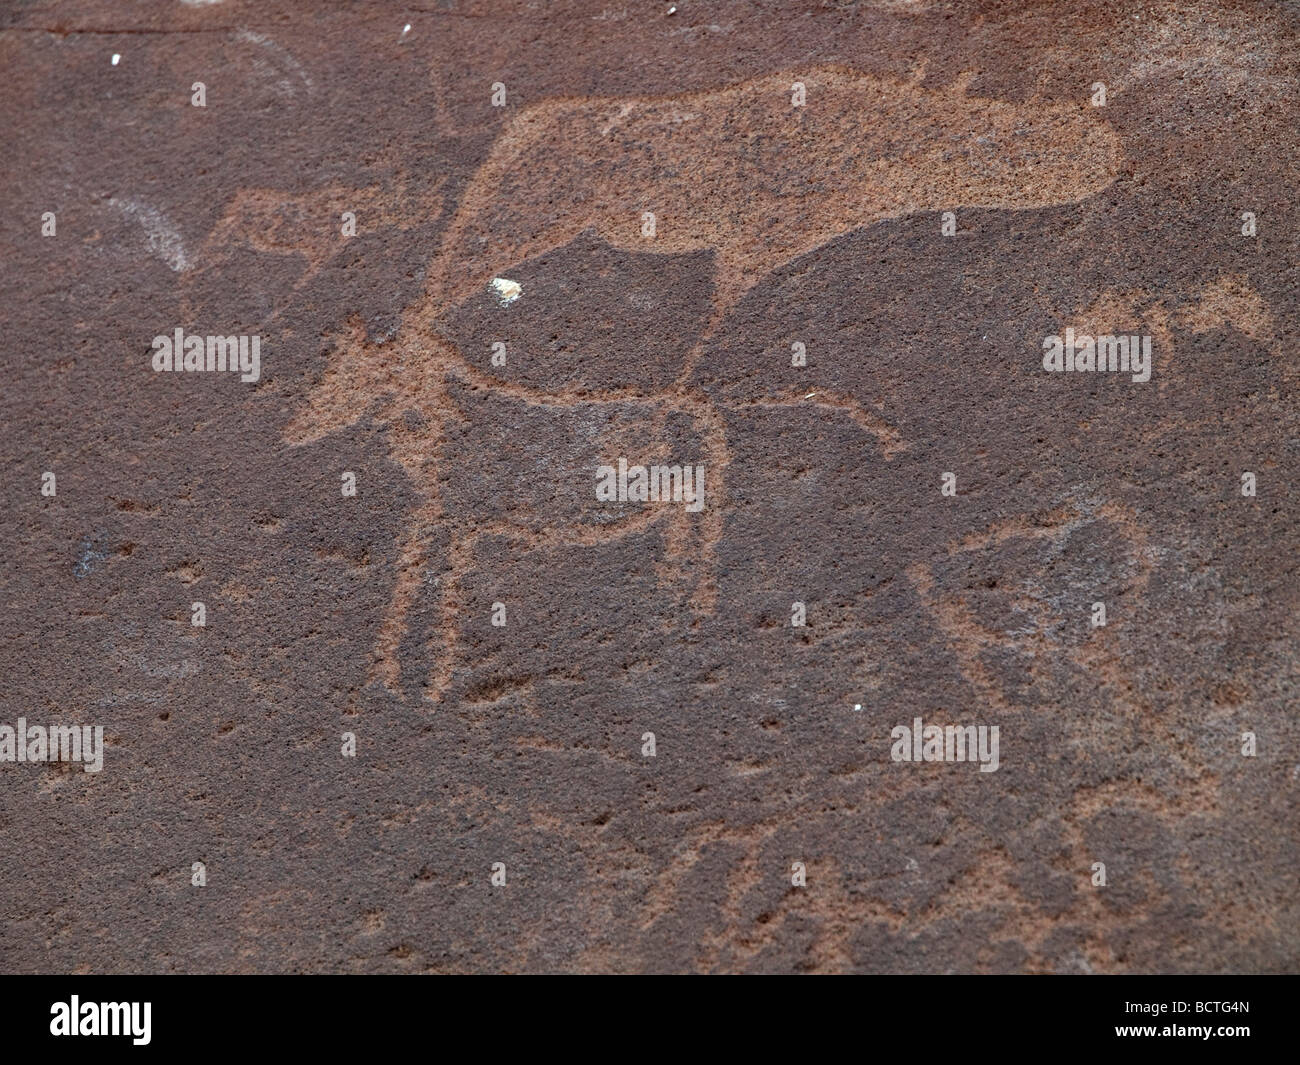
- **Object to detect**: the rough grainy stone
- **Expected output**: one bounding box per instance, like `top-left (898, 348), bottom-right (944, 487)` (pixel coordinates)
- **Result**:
top-left (0, 0), bottom-right (1296, 974)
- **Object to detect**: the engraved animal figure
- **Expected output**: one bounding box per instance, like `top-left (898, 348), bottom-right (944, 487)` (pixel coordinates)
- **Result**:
top-left (283, 68), bottom-right (1124, 702)
top-left (418, 68), bottom-right (1122, 355)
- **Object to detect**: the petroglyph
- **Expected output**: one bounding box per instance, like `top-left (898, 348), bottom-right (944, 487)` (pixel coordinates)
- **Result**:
top-left (285, 316), bottom-right (748, 701)
top-left (1062, 277), bottom-right (1289, 395)
top-left (280, 68), bottom-right (1124, 703)
top-left (183, 179), bottom-right (445, 327)
top-left (420, 67), bottom-right (1124, 357)
top-left (907, 492), bottom-right (1160, 717)
top-left (1179, 275), bottom-right (1286, 360)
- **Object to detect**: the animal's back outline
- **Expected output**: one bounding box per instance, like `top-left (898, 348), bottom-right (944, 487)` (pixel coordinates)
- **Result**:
top-left (415, 65), bottom-right (1125, 345)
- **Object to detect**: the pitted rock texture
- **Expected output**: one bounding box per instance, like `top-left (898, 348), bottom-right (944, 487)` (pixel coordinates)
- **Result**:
top-left (1, 0), bottom-right (1296, 973)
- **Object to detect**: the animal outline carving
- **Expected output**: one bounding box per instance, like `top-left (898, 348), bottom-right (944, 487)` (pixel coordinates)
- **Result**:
top-left (281, 67), bottom-right (1124, 701)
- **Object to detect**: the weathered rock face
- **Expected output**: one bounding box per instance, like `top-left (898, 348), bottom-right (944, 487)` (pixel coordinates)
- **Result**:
top-left (1, 0), bottom-right (1296, 974)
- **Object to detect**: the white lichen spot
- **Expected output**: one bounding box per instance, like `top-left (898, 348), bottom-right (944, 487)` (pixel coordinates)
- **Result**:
top-left (489, 277), bottom-right (522, 306)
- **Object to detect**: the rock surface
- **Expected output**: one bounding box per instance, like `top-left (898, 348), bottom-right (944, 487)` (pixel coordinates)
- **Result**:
top-left (1, 0), bottom-right (1296, 973)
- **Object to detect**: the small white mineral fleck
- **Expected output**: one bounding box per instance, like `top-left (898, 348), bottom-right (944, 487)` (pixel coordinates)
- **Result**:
top-left (489, 277), bottom-right (522, 306)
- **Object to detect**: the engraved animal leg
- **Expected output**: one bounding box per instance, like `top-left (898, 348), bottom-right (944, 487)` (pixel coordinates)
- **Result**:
top-left (374, 493), bottom-right (442, 695)
top-left (422, 520), bottom-right (472, 705)
top-left (667, 394), bottom-right (729, 616)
